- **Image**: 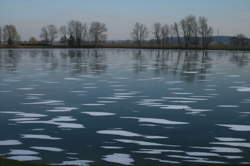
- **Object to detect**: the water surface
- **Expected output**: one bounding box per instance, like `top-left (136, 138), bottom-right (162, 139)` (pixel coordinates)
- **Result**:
top-left (0, 49), bottom-right (250, 165)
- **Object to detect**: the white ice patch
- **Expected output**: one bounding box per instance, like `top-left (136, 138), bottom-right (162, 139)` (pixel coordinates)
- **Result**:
top-left (82, 112), bottom-right (115, 116)
top-left (162, 97), bottom-right (207, 101)
top-left (144, 136), bottom-right (168, 139)
top-left (97, 130), bottom-right (142, 137)
top-left (121, 117), bottom-right (189, 125)
top-left (51, 116), bottom-right (76, 122)
top-left (23, 100), bottom-right (64, 105)
top-left (8, 149), bottom-right (38, 155)
top-left (60, 160), bottom-right (93, 166)
top-left (134, 149), bottom-right (183, 154)
top-left (215, 137), bottom-right (246, 142)
top-left (17, 120), bottom-right (85, 129)
top-left (101, 146), bottom-right (124, 149)
top-left (184, 159), bottom-right (225, 164)
top-left (115, 139), bottom-right (173, 147)
top-left (186, 152), bottom-right (220, 157)
top-left (145, 158), bottom-right (180, 164)
top-left (47, 107), bottom-right (78, 112)
top-left (237, 87), bottom-right (250, 92)
top-left (102, 153), bottom-right (134, 165)
top-left (22, 134), bottom-right (61, 140)
top-left (31, 146), bottom-right (63, 152)
top-left (210, 142), bottom-right (250, 148)
top-left (160, 105), bottom-right (191, 110)
top-left (218, 124), bottom-right (250, 131)
top-left (0, 140), bottom-right (22, 146)
top-left (9, 118), bottom-right (40, 122)
top-left (82, 103), bottom-right (105, 106)
top-left (7, 156), bottom-right (41, 161)
top-left (218, 105), bottom-right (239, 108)
top-left (191, 146), bottom-right (242, 153)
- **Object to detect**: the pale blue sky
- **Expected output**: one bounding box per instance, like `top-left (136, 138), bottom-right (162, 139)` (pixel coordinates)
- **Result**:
top-left (0, 0), bottom-right (250, 40)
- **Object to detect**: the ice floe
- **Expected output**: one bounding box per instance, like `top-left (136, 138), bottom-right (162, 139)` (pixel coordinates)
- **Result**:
top-left (0, 140), bottom-right (22, 146)
top-left (47, 107), bottom-right (78, 112)
top-left (31, 146), bottom-right (63, 152)
top-left (186, 151), bottom-right (220, 157)
top-left (145, 158), bottom-right (180, 164)
top-left (60, 160), bottom-right (93, 166)
top-left (215, 137), bottom-right (246, 142)
top-left (210, 142), bottom-right (250, 148)
top-left (121, 117), bottom-right (189, 125)
top-left (101, 146), bottom-right (124, 149)
top-left (134, 149), bottom-right (183, 154)
top-left (7, 156), bottom-right (41, 161)
top-left (8, 149), bottom-right (38, 155)
top-left (21, 134), bottom-right (61, 140)
top-left (82, 112), bottom-right (115, 116)
top-left (97, 130), bottom-right (142, 137)
top-left (114, 139), bottom-right (176, 147)
top-left (217, 124), bottom-right (250, 131)
top-left (102, 153), bottom-right (134, 165)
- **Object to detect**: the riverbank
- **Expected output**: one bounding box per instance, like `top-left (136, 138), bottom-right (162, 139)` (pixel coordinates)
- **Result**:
top-left (0, 43), bottom-right (250, 51)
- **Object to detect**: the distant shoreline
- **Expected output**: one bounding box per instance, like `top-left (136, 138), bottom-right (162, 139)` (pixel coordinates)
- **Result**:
top-left (0, 44), bottom-right (250, 51)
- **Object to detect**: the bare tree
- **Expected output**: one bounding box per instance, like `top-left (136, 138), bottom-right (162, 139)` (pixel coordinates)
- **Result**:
top-left (180, 15), bottom-right (198, 48)
top-left (59, 25), bottom-right (67, 43)
top-left (89, 21), bottom-right (107, 45)
top-left (3, 25), bottom-right (20, 45)
top-left (172, 22), bottom-right (181, 45)
top-left (0, 26), bottom-right (2, 44)
top-left (153, 23), bottom-right (161, 45)
top-left (198, 16), bottom-right (213, 49)
top-left (131, 22), bottom-right (148, 47)
top-left (231, 34), bottom-right (248, 47)
top-left (68, 20), bottom-right (88, 46)
top-left (40, 27), bottom-right (49, 44)
top-left (161, 24), bottom-right (170, 47)
top-left (40, 25), bottom-right (57, 45)
top-left (47, 25), bottom-right (58, 44)
top-left (29, 36), bottom-right (37, 44)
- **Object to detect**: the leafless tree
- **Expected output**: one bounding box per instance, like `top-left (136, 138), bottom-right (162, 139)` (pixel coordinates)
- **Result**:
top-left (161, 24), bottom-right (170, 47)
top-left (0, 26), bottom-right (2, 44)
top-left (180, 15), bottom-right (198, 48)
top-left (40, 25), bottom-right (58, 45)
top-left (59, 25), bottom-right (67, 43)
top-left (29, 36), bottom-right (37, 44)
top-left (153, 23), bottom-right (161, 45)
top-left (89, 21), bottom-right (107, 45)
top-left (68, 20), bottom-right (88, 46)
top-left (3, 25), bottom-right (20, 45)
top-left (131, 22), bottom-right (148, 47)
top-left (198, 16), bottom-right (213, 49)
top-left (172, 22), bottom-right (181, 45)
top-left (231, 34), bottom-right (248, 47)
top-left (40, 27), bottom-right (49, 44)
top-left (47, 25), bottom-right (58, 44)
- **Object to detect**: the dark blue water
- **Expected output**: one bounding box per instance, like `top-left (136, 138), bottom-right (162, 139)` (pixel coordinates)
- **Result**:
top-left (0, 49), bottom-right (250, 165)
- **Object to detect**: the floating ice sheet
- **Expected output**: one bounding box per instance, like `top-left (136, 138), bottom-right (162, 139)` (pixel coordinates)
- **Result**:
top-left (102, 153), bottom-right (134, 165)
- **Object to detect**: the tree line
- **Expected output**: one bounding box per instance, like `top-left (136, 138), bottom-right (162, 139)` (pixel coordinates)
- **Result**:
top-left (0, 15), bottom-right (249, 49)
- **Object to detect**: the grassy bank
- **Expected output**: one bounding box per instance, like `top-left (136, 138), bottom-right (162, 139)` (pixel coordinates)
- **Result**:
top-left (0, 43), bottom-right (250, 51)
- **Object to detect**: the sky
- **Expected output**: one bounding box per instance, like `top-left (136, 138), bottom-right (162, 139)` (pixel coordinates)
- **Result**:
top-left (0, 0), bottom-right (250, 40)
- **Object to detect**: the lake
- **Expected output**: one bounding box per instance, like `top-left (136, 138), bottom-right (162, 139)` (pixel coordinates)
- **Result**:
top-left (0, 49), bottom-right (250, 165)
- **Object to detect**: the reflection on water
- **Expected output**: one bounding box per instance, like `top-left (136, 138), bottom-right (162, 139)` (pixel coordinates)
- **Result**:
top-left (0, 49), bottom-right (250, 165)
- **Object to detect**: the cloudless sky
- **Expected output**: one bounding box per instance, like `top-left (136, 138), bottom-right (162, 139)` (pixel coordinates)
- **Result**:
top-left (0, 0), bottom-right (250, 40)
